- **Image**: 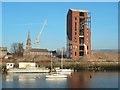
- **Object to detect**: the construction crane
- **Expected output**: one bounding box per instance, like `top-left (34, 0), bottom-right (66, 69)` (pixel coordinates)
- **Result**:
top-left (34, 19), bottom-right (47, 48)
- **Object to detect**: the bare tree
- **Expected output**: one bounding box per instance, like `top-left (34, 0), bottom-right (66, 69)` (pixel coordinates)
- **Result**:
top-left (11, 42), bottom-right (24, 57)
top-left (56, 47), bottom-right (67, 58)
top-left (11, 43), bottom-right (19, 54)
top-left (56, 48), bottom-right (61, 56)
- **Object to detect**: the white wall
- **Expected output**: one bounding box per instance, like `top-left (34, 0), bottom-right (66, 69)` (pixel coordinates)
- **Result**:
top-left (19, 62), bottom-right (36, 68)
top-left (6, 63), bottom-right (14, 69)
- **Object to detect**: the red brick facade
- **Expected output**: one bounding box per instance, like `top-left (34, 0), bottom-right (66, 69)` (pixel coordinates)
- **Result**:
top-left (67, 9), bottom-right (91, 60)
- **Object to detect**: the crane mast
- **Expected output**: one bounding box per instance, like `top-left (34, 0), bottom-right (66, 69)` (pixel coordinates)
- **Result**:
top-left (34, 19), bottom-right (47, 48)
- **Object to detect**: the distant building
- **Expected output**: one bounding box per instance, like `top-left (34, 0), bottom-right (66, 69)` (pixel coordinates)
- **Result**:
top-left (18, 62), bottom-right (39, 68)
top-left (23, 32), bottom-right (51, 58)
top-left (18, 43), bottom-right (24, 57)
top-left (67, 9), bottom-right (91, 60)
top-left (0, 47), bottom-right (7, 58)
top-left (4, 52), bottom-right (13, 59)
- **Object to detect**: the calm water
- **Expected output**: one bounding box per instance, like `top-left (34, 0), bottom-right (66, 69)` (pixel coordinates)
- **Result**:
top-left (1, 71), bottom-right (118, 88)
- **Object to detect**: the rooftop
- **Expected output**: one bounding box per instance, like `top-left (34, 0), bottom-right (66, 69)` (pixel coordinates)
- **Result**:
top-left (70, 9), bottom-right (89, 12)
top-left (30, 48), bottom-right (49, 52)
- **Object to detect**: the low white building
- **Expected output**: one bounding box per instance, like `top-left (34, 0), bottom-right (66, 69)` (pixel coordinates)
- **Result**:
top-left (6, 63), bottom-right (14, 69)
top-left (18, 62), bottom-right (39, 68)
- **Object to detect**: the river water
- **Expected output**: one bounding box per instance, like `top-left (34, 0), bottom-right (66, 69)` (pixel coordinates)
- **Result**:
top-left (0, 71), bottom-right (118, 88)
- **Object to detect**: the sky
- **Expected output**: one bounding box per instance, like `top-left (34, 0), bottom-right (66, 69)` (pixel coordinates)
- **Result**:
top-left (1, 2), bottom-right (118, 51)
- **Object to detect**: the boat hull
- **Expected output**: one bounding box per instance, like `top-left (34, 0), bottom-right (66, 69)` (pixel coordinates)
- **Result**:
top-left (46, 74), bottom-right (67, 78)
top-left (7, 68), bottom-right (50, 73)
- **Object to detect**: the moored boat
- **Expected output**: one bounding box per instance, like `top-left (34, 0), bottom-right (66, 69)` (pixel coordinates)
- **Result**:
top-left (54, 67), bottom-right (73, 75)
top-left (46, 74), bottom-right (67, 78)
top-left (7, 67), bottom-right (50, 73)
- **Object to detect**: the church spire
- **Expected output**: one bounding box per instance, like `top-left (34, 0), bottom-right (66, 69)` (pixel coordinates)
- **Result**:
top-left (26, 32), bottom-right (32, 49)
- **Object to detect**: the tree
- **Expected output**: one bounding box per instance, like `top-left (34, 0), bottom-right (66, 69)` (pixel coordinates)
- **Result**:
top-left (11, 43), bottom-right (19, 55)
top-left (11, 42), bottom-right (24, 57)
top-left (56, 47), bottom-right (67, 58)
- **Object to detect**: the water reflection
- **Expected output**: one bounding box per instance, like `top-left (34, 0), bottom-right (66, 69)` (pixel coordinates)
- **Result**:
top-left (4, 73), bottom-right (40, 82)
top-left (2, 71), bottom-right (118, 88)
top-left (68, 72), bottom-right (92, 88)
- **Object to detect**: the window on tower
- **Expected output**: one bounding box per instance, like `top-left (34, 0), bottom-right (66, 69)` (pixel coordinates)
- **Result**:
top-left (79, 12), bottom-right (84, 16)
top-left (75, 22), bottom-right (77, 29)
top-left (79, 52), bottom-right (84, 56)
top-left (75, 52), bottom-right (77, 56)
top-left (79, 46), bottom-right (84, 50)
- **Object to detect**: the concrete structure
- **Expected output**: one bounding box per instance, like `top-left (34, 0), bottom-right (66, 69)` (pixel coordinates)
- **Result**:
top-left (0, 47), bottom-right (7, 58)
top-left (24, 32), bottom-right (51, 58)
top-left (67, 9), bottom-right (91, 60)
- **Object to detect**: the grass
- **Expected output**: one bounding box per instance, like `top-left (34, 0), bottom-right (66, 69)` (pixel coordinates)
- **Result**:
top-left (43, 61), bottom-right (119, 71)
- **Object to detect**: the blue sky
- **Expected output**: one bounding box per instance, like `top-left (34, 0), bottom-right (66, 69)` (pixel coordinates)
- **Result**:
top-left (2, 2), bottom-right (118, 51)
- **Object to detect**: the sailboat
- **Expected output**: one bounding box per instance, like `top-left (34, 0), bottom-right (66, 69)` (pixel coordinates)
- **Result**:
top-left (54, 49), bottom-right (74, 75)
top-left (45, 52), bottom-right (68, 78)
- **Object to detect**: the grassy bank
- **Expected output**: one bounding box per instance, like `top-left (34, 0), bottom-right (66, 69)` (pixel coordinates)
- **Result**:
top-left (45, 62), bottom-right (119, 72)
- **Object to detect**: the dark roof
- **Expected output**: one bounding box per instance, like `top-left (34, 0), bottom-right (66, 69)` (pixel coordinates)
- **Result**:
top-left (30, 48), bottom-right (49, 52)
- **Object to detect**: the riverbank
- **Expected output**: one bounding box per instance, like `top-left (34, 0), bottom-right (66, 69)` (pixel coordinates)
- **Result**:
top-left (45, 61), bottom-right (119, 72)
top-left (1, 60), bottom-right (119, 74)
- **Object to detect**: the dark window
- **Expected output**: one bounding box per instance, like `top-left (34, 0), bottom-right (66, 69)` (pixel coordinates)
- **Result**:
top-left (75, 32), bottom-right (77, 35)
top-left (79, 37), bottom-right (84, 44)
top-left (80, 18), bottom-right (85, 25)
top-left (79, 29), bottom-right (84, 36)
top-left (79, 12), bottom-right (84, 16)
top-left (79, 52), bottom-right (84, 56)
top-left (75, 17), bottom-right (77, 20)
top-left (75, 52), bottom-right (77, 56)
top-left (75, 22), bottom-right (77, 29)
top-left (79, 46), bottom-right (84, 50)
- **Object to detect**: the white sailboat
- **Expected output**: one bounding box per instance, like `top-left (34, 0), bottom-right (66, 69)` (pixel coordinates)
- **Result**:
top-left (55, 49), bottom-right (74, 75)
top-left (45, 52), bottom-right (68, 78)
top-left (46, 74), bottom-right (67, 78)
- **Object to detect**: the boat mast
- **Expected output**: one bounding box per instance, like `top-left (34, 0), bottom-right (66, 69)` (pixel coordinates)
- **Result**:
top-left (61, 49), bottom-right (63, 69)
top-left (51, 52), bottom-right (52, 71)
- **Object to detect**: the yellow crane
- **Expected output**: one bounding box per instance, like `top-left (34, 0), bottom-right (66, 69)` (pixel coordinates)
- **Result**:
top-left (34, 19), bottom-right (47, 48)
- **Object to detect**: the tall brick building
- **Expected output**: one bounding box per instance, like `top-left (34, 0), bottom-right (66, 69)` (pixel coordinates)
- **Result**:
top-left (67, 9), bottom-right (91, 60)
